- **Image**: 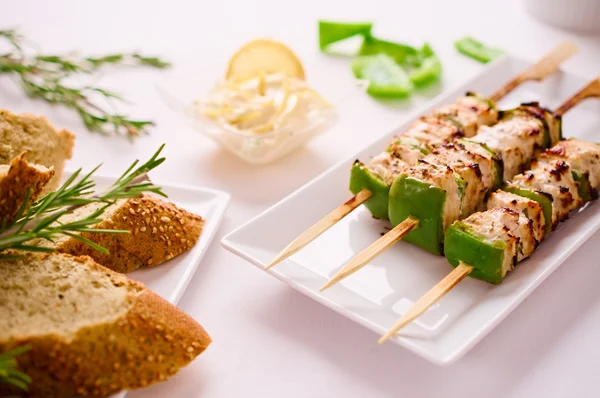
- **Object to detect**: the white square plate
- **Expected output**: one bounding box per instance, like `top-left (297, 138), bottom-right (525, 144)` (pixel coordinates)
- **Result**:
top-left (221, 55), bottom-right (600, 365)
top-left (63, 173), bottom-right (230, 398)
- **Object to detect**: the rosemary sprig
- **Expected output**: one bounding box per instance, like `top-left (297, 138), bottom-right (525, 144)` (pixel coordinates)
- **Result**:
top-left (0, 29), bottom-right (171, 139)
top-left (0, 145), bottom-right (167, 257)
top-left (0, 345), bottom-right (31, 391)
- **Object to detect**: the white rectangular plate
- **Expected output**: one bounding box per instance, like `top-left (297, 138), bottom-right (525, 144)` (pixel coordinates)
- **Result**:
top-left (221, 55), bottom-right (600, 366)
top-left (63, 173), bottom-right (230, 398)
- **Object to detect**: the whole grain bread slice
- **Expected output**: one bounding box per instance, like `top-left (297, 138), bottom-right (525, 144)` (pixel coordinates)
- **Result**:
top-left (0, 153), bottom-right (55, 226)
top-left (37, 194), bottom-right (205, 273)
top-left (0, 109), bottom-right (75, 192)
top-left (0, 252), bottom-right (211, 398)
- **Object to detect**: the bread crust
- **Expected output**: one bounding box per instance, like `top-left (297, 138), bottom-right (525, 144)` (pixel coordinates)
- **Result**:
top-left (54, 194), bottom-right (205, 273)
top-left (0, 153), bottom-right (55, 226)
top-left (0, 254), bottom-right (211, 398)
top-left (0, 110), bottom-right (75, 192)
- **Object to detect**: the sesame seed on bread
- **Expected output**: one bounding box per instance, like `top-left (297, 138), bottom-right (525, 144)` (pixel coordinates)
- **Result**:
top-left (0, 252), bottom-right (211, 398)
top-left (37, 194), bottom-right (205, 273)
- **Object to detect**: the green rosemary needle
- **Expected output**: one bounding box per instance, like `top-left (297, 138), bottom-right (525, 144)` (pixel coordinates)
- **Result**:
top-left (0, 345), bottom-right (31, 391)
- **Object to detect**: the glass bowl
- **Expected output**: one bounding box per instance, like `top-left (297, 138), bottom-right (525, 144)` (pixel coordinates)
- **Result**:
top-left (156, 66), bottom-right (339, 165)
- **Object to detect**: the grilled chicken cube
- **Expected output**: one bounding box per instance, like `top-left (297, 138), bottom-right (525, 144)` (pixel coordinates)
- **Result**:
top-left (487, 190), bottom-right (546, 244)
top-left (368, 151), bottom-right (410, 186)
top-left (459, 139), bottom-right (502, 191)
top-left (435, 93), bottom-right (498, 138)
top-left (519, 102), bottom-right (562, 147)
top-left (461, 207), bottom-right (535, 272)
top-left (472, 116), bottom-right (545, 180)
top-left (423, 142), bottom-right (496, 217)
top-left (387, 140), bottom-right (428, 168)
top-left (541, 139), bottom-right (600, 189)
top-left (404, 116), bottom-right (463, 147)
top-left (511, 159), bottom-right (583, 225)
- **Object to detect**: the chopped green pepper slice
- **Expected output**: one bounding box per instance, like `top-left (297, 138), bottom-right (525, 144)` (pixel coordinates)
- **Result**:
top-left (445, 222), bottom-right (507, 284)
top-left (409, 56), bottom-right (442, 87)
top-left (388, 175), bottom-right (450, 255)
top-left (408, 43), bottom-right (443, 87)
top-left (318, 21), bottom-right (373, 51)
top-left (349, 161), bottom-right (391, 220)
top-left (454, 36), bottom-right (503, 64)
top-left (358, 36), bottom-right (419, 66)
top-left (352, 54), bottom-right (413, 99)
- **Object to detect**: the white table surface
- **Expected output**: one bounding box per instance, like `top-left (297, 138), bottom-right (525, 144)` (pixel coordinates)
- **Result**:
top-left (3, 1), bottom-right (600, 397)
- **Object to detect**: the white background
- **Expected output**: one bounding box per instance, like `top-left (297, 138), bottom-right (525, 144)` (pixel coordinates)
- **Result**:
top-left (3, 1), bottom-right (600, 397)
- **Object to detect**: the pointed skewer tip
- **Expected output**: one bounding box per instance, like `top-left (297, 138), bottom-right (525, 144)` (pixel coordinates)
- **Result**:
top-left (319, 278), bottom-right (338, 292)
top-left (264, 189), bottom-right (374, 271)
top-left (378, 335), bottom-right (390, 345)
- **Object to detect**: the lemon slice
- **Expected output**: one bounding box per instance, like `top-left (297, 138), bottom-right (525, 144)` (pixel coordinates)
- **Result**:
top-left (226, 39), bottom-right (305, 82)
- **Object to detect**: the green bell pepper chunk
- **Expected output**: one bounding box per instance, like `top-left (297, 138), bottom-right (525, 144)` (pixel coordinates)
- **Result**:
top-left (408, 43), bottom-right (443, 87)
top-left (444, 222), bottom-right (507, 284)
top-left (454, 36), bottom-right (503, 64)
top-left (409, 56), bottom-right (442, 87)
top-left (352, 54), bottom-right (413, 99)
top-left (388, 175), bottom-right (462, 255)
top-left (318, 21), bottom-right (373, 51)
top-left (358, 36), bottom-right (419, 66)
top-left (349, 161), bottom-right (391, 220)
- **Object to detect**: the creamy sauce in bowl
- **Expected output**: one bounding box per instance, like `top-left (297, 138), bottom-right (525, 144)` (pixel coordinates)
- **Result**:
top-left (190, 73), bottom-right (337, 164)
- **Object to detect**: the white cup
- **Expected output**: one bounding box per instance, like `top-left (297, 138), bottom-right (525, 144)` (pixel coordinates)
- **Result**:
top-left (524, 0), bottom-right (600, 32)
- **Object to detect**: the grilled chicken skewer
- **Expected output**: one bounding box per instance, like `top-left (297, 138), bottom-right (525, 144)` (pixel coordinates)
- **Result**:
top-left (322, 101), bottom-right (561, 290)
top-left (265, 42), bottom-right (577, 271)
top-left (379, 77), bottom-right (600, 343)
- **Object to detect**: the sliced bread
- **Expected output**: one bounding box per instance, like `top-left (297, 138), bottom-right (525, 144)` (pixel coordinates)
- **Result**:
top-left (0, 153), bottom-right (55, 226)
top-left (0, 109), bottom-right (75, 192)
top-left (0, 252), bottom-right (211, 398)
top-left (37, 194), bottom-right (205, 273)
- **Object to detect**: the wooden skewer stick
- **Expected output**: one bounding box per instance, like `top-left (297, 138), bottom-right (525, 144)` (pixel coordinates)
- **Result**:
top-left (379, 76), bottom-right (600, 343)
top-left (555, 76), bottom-right (600, 116)
top-left (264, 188), bottom-right (372, 270)
top-left (489, 41), bottom-right (578, 102)
top-left (265, 42), bottom-right (577, 271)
top-left (378, 262), bottom-right (473, 344)
top-left (320, 217), bottom-right (419, 291)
